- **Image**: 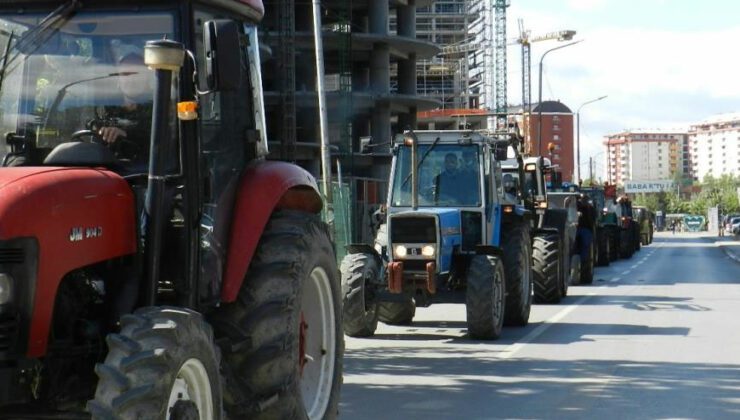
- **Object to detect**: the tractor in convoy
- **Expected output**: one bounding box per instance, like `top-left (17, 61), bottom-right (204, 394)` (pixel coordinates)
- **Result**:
top-left (0, 1), bottom-right (342, 419)
top-left (616, 195), bottom-right (641, 257)
top-left (342, 130), bottom-right (533, 340)
top-left (501, 156), bottom-right (574, 303)
top-left (633, 206), bottom-right (654, 246)
top-left (581, 186), bottom-right (615, 266)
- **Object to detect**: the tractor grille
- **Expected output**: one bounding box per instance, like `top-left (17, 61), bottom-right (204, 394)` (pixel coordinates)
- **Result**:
top-left (0, 313), bottom-right (19, 353)
top-left (0, 249), bottom-right (24, 264)
top-left (390, 217), bottom-right (436, 244)
top-left (403, 260), bottom-right (432, 272)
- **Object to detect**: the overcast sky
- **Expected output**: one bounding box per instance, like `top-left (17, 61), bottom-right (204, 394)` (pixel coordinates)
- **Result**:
top-left (506, 0), bottom-right (740, 180)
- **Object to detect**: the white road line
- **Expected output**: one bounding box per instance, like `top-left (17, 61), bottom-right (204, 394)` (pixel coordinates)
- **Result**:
top-left (500, 293), bottom-right (596, 360)
top-left (630, 265), bottom-right (638, 269)
top-left (621, 270), bottom-right (631, 275)
top-left (609, 277), bottom-right (621, 283)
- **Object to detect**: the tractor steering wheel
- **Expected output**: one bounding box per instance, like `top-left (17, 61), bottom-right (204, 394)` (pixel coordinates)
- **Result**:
top-left (70, 129), bottom-right (106, 145)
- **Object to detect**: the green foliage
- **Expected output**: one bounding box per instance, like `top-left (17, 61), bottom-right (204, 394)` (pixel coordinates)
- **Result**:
top-left (632, 174), bottom-right (740, 216)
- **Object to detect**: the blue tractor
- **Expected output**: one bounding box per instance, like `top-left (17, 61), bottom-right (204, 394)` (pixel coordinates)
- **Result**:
top-left (341, 131), bottom-right (533, 340)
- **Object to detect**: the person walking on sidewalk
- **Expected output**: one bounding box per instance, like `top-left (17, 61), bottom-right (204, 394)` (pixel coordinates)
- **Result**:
top-left (671, 220), bottom-right (677, 235)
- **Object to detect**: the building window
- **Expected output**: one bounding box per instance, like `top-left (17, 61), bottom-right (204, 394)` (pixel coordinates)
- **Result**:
top-left (553, 154), bottom-right (560, 160)
top-left (553, 125), bottom-right (560, 131)
top-left (553, 115), bottom-right (560, 122)
top-left (553, 134), bottom-right (560, 141)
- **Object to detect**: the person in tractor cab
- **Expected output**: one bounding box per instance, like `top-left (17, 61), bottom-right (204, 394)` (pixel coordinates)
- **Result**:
top-left (97, 52), bottom-right (153, 161)
top-left (435, 152), bottom-right (465, 203)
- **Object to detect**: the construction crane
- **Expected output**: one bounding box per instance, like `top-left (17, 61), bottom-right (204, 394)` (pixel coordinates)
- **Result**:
top-left (515, 19), bottom-right (575, 153)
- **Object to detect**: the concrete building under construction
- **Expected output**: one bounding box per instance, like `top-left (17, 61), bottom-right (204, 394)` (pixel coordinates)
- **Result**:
top-left (259, 1), bottom-right (439, 243)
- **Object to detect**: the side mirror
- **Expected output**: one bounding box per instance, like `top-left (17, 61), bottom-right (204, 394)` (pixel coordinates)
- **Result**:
top-left (204, 20), bottom-right (241, 91)
top-left (493, 144), bottom-right (508, 161)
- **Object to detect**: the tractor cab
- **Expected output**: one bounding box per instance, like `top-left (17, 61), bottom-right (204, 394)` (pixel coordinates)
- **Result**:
top-left (0, 1), bottom-right (342, 418)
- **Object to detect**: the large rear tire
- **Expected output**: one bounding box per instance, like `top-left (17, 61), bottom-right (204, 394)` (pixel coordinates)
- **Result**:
top-left (501, 223), bottom-right (533, 326)
top-left (88, 307), bottom-right (222, 420)
top-left (607, 226), bottom-right (620, 262)
top-left (532, 233), bottom-right (562, 304)
top-left (596, 228), bottom-right (610, 267)
top-left (580, 239), bottom-right (594, 285)
top-left (378, 299), bottom-right (415, 325)
top-left (340, 253), bottom-right (380, 337)
top-left (210, 210), bottom-right (342, 420)
top-left (620, 229), bottom-right (634, 259)
top-left (465, 255), bottom-right (505, 340)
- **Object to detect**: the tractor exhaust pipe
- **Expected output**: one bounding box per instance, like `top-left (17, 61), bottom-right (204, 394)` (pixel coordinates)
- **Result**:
top-left (404, 131), bottom-right (419, 210)
top-left (142, 40), bottom-right (185, 306)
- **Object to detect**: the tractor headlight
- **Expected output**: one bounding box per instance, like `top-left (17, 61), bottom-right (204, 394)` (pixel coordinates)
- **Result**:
top-left (0, 273), bottom-right (13, 305)
top-left (421, 245), bottom-right (436, 257)
top-left (395, 245), bottom-right (408, 258)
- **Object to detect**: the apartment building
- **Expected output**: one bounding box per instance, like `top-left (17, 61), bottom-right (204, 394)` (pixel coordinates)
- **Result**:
top-left (688, 113), bottom-right (740, 181)
top-left (604, 130), bottom-right (685, 186)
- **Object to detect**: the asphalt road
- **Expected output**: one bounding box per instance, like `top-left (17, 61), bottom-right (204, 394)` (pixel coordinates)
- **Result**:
top-left (339, 232), bottom-right (740, 420)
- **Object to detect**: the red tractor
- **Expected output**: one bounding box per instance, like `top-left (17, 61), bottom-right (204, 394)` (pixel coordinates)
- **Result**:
top-left (0, 1), bottom-right (342, 418)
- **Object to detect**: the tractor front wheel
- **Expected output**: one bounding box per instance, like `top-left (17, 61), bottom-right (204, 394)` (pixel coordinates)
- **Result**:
top-left (210, 210), bottom-right (342, 420)
top-left (378, 299), bottom-right (416, 325)
top-left (501, 223), bottom-right (533, 326)
top-left (340, 253), bottom-right (380, 337)
top-left (88, 307), bottom-right (222, 420)
top-left (533, 233), bottom-right (562, 304)
top-left (465, 255), bottom-right (505, 340)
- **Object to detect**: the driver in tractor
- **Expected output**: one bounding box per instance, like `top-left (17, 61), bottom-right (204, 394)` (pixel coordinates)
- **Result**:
top-left (434, 152), bottom-right (465, 203)
top-left (97, 52), bottom-right (153, 161)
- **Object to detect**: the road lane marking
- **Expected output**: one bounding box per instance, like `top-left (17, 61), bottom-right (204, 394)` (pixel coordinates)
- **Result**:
top-left (621, 270), bottom-right (631, 275)
top-left (630, 265), bottom-right (638, 269)
top-left (500, 293), bottom-right (596, 360)
top-left (609, 277), bottom-right (620, 283)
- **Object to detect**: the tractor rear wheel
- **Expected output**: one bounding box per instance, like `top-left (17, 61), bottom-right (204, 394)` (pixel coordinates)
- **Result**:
top-left (501, 223), bottom-right (533, 326)
top-left (607, 226), bottom-right (620, 262)
top-left (210, 210), bottom-right (342, 420)
top-left (340, 253), bottom-right (380, 337)
top-left (580, 240), bottom-right (594, 285)
top-left (88, 307), bottom-right (222, 420)
top-left (533, 233), bottom-right (562, 303)
top-left (596, 229), bottom-right (610, 267)
top-left (378, 299), bottom-right (415, 325)
top-left (620, 229), bottom-right (634, 259)
top-left (465, 255), bottom-right (505, 340)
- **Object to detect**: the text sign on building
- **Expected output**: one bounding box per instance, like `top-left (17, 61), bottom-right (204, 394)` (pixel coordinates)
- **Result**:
top-left (624, 180), bottom-right (676, 193)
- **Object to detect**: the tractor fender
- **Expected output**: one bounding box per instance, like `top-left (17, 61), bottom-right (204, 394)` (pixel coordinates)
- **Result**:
top-left (222, 161), bottom-right (323, 302)
top-left (475, 245), bottom-right (504, 257)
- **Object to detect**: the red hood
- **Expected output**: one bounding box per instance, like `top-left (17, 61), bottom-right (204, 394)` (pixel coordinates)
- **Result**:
top-left (0, 167), bottom-right (77, 189)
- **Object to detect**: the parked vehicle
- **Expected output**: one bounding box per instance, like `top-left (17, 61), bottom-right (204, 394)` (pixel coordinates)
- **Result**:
top-left (0, 2), bottom-right (342, 418)
top-left (342, 130), bottom-right (532, 340)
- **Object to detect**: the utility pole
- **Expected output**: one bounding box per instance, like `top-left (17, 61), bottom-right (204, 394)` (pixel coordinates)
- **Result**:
top-left (589, 156), bottom-right (593, 184)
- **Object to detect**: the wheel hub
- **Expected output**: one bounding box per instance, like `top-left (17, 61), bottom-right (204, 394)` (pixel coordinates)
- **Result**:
top-left (170, 400), bottom-right (199, 420)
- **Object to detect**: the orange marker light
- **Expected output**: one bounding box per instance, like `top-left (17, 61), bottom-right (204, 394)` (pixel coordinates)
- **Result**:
top-left (177, 101), bottom-right (198, 121)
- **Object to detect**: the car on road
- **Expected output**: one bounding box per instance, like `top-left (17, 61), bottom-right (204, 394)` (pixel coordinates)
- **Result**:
top-left (728, 217), bottom-right (740, 235)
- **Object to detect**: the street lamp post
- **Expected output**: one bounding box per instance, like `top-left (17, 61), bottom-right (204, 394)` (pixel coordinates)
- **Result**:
top-left (576, 95), bottom-right (608, 183)
top-left (537, 40), bottom-right (583, 155)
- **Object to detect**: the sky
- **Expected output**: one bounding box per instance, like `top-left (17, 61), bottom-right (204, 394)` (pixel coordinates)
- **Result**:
top-left (506, 0), bottom-right (740, 180)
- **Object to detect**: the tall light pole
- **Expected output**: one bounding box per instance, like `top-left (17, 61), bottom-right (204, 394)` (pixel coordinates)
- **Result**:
top-left (576, 95), bottom-right (608, 183)
top-left (537, 40), bottom-right (583, 155)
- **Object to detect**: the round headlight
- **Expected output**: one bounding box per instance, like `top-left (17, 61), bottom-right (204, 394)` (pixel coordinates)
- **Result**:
top-left (422, 245), bottom-right (435, 257)
top-left (0, 274), bottom-right (13, 305)
top-left (395, 245), bottom-right (407, 258)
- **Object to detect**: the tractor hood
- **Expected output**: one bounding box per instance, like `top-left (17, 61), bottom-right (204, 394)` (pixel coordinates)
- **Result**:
top-left (388, 208), bottom-right (462, 273)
